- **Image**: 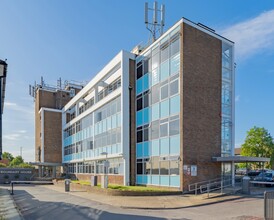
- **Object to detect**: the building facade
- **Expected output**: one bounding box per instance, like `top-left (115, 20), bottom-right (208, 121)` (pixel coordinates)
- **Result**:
top-left (62, 51), bottom-right (135, 185)
top-left (62, 18), bottom-right (234, 190)
top-left (0, 59), bottom-right (8, 160)
top-left (33, 79), bottom-right (83, 177)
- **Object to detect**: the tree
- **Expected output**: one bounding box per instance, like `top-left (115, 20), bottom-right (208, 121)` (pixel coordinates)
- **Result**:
top-left (2, 152), bottom-right (14, 162)
top-left (9, 156), bottom-right (24, 167)
top-left (241, 127), bottom-right (274, 168)
top-left (0, 162), bottom-right (6, 167)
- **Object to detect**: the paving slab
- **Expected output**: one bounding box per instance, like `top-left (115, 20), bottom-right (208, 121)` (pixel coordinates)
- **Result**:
top-left (0, 187), bottom-right (23, 220)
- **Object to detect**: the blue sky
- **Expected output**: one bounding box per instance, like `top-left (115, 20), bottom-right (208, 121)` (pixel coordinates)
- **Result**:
top-left (1, 0), bottom-right (274, 161)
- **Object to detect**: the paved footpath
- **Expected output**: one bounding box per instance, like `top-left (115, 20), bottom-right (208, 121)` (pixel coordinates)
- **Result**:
top-left (1, 184), bottom-right (264, 220)
top-left (0, 187), bottom-right (22, 220)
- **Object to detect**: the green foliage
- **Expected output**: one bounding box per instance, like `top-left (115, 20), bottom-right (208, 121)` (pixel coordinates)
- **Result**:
top-left (0, 162), bottom-right (7, 167)
top-left (9, 156), bottom-right (24, 167)
top-left (241, 127), bottom-right (274, 168)
top-left (14, 163), bottom-right (34, 168)
top-left (2, 152), bottom-right (14, 162)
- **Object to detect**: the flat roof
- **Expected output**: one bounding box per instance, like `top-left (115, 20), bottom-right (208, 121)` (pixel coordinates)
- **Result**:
top-left (212, 156), bottom-right (270, 163)
top-left (30, 162), bottom-right (63, 166)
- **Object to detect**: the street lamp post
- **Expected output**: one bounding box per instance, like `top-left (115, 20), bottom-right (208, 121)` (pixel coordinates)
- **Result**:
top-left (0, 60), bottom-right (7, 160)
top-left (100, 152), bottom-right (109, 188)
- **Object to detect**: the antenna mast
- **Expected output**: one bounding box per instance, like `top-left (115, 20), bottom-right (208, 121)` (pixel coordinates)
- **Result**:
top-left (145, 1), bottom-right (165, 43)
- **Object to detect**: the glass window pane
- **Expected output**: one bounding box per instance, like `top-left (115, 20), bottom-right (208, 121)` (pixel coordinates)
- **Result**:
top-left (160, 138), bottom-right (169, 155)
top-left (151, 120), bottom-right (159, 140)
top-left (170, 135), bottom-right (180, 155)
top-left (137, 162), bottom-right (143, 174)
top-left (151, 156), bottom-right (159, 174)
top-left (143, 128), bottom-right (149, 142)
top-left (170, 95), bottom-right (180, 115)
top-left (151, 139), bottom-right (159, 156)
top-left (170, 79), bottom-right (179, 96)
top-left (160, 60), bottom-right (169, 81)
top-left (137, 130), bottom-right (143, 143)
top-left (161, 84), bottom-right (169, 100)
top-left (143, 73), bottom-right (149, 91)
top-left (137, 64), bottom-right (143, 79)
top-left (169, 119), bottom-right (179, 136)
top-left (143, 92), bottom-right (149, 108)
top-left (144, 60), bottom-right (149, 74)
top-left (161, 44), bottom-right (169, 63)
top-left (151, 67), bottom-right (159, 86)
top-left (137, 97), bottom-right (143, 111)
top-left (170, 54), bottom-right (180, 75)
top-left (160, 161), bottom-right (169, 175)
top-left (170, 38), bottom-right (179, 57)
top-left (151, 103), bottom-right (159, 121)
top-left (160, 99), bottom-right (169, 118)
top-left (170, 161), bottom-right (179, 175)
top-left (151, 84), bottom-right (160, 104)
top-left (160, 123), bottom-right (168, 137)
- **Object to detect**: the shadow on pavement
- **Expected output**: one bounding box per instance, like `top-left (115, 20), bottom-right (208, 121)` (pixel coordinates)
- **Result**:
top-left (11, 187), bottom-right (167, 220)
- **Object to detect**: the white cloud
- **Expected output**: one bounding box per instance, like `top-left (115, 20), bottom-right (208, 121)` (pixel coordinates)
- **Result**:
top-left (3, 133), bottom-right (22, 141)
top-left (4, 100), bottom-right (33, 115)
top-left (235, 95), bottom-right (240, 102)
top-left (221, 9), bottom-right (274, 60)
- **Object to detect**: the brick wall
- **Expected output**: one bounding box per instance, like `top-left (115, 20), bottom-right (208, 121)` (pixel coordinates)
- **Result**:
top-left (180, 23), bottom-right (222, 191)
top-left (76, 174), bottom-right (124, 185)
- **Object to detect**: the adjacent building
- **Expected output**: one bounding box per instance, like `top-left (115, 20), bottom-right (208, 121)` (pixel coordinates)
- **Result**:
top-left (32, 79), bottom-right (83, 176)
top-left (61, 18), bottom-right (235, 191)
top-left (0, 60), bottom-right (8, 160)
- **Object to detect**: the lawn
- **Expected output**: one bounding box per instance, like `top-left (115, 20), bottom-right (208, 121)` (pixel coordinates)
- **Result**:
top-left (71, 180), bottom-right (171, 192)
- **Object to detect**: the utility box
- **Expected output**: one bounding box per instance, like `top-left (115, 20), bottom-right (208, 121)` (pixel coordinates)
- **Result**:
top-left (91, 176), bottom-right (98, 186)
top-left (242, 176), bottom-right (250, 194)
top-left (65, 179), bottom-right (71, 192)
top-left (101, 175), bottom-right (108, 189)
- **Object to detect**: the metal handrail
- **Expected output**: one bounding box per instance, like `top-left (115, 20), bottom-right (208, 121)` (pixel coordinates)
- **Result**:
top-left (189, 176), bottom-right (232, 196)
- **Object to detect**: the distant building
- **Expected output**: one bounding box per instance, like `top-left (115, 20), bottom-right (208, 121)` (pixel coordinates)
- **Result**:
top-left (235, 148), bottom-right (241, 156)
top-left (0, 59), bottom-right (8, 160)
top-left (61, 18), bottom-right (235, 190)
top-left (31, 78), bottom-right (84, 176)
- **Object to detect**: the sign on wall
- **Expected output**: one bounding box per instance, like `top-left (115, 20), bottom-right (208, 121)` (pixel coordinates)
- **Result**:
top-left (191, 165), bottom-right (197, 176)
top-left (183, 165), bottom-right (197, 176)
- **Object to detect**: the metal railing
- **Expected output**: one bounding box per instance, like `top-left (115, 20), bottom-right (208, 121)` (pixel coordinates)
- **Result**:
top-left (189, 176), bottom-right (232, 197)
top-left (265, 191), bottom-right (274, 220)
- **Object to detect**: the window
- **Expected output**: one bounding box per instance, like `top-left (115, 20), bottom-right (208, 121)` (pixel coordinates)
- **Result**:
top-left (137, 97), bottom-right (143, 111)
top-left (160, 161), bottom-right (169, 175)
top-left (160, 122), bottom-right (168, 137)
top-left (143, 92), bottom-right (149, 108)
top-left (151, 120), bottom-right (159, 140)
top-left (170, 79), bottom-right (179, 96)
top-left (137, 64), bottom-right (143, 79)
top-left (151, 84), bottom-right (159, 104)
top-left (170, 37), bottom-right (179, 57)
top-left (137, 130), bottom-right (143, 143)
top-left (169, 118), bottom-right (179, 136)
top-left (137, 159), bottom-right (143, 174)
top-left (161, 84), bottom-right (169, 100)
top-left (151, 157), bottom-right (159, 174)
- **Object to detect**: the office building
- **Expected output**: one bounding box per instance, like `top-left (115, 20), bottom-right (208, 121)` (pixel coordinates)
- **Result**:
top-left (62, 18), bottom-right (234, 190)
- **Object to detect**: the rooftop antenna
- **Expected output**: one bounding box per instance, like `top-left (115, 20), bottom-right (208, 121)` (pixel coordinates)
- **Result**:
top-left (145, 1), bottom-right (165, 43)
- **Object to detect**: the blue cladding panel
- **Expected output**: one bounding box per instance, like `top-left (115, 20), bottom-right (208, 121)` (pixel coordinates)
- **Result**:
top-left (136, 77), bottom-right (143, 94)
top-left (137, 175), bottom-right (143, 184)
top-left (151, 175), bottom-right (159, 185)
top-left (136, 110), bottom-right (143, 126)
top-left (143, 142), bottom-right (149, 157)
top-left (137, 143), bottom-right (143, 157)
top-left (143, 73), bottom-right (149, 91)
top-left (143, 108), bottom-right (150, 124)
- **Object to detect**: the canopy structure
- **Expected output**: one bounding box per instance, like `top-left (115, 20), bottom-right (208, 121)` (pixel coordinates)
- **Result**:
top-left (212, 156), bottom-right (270, 163)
